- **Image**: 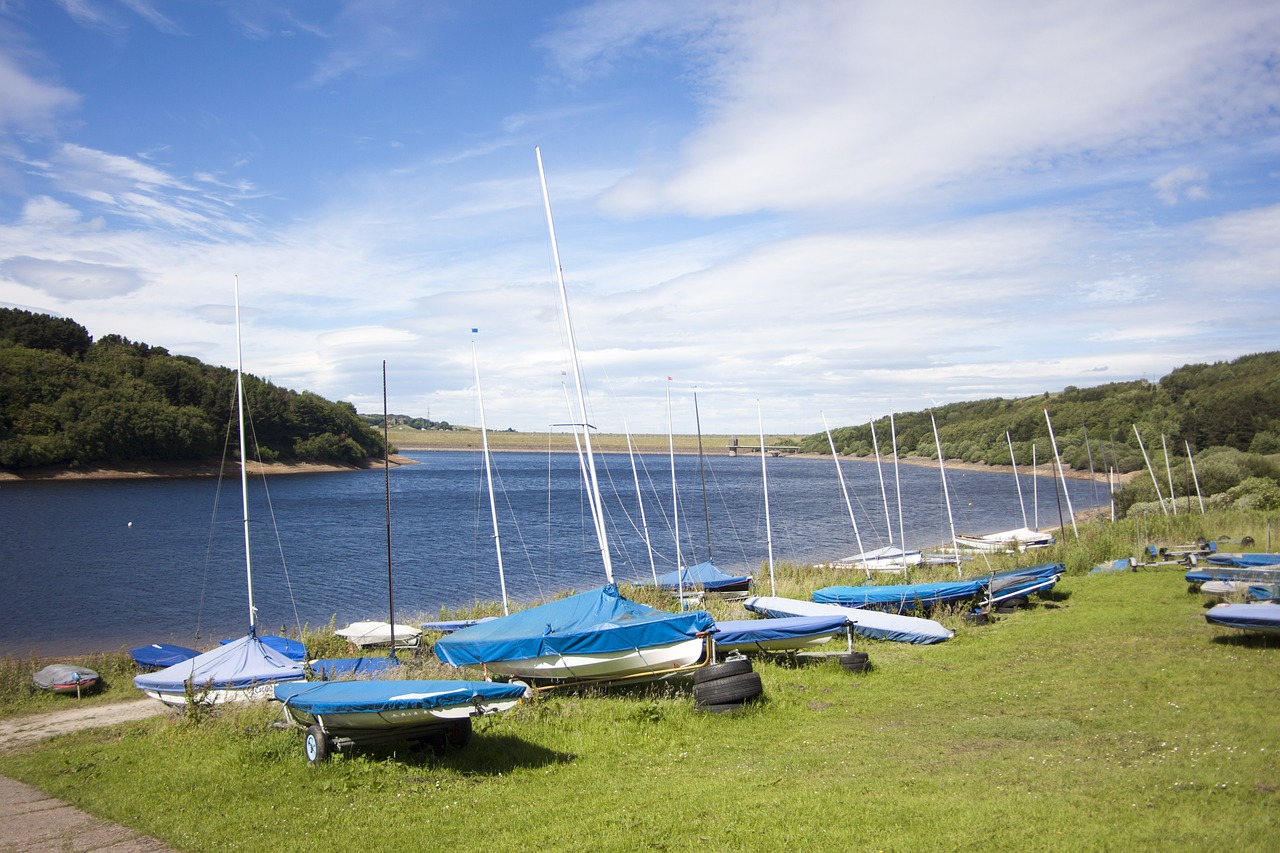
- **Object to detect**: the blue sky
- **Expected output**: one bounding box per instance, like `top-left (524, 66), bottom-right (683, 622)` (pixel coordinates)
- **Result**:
top-left (1, 1), bottom-right (1277, 436)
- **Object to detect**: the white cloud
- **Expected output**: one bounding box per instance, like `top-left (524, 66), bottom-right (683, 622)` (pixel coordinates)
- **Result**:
top-left (0, 53), bottom-right (79, 134)
top-left (0, 255), bottom-right (144, 299)
top-left (1152, 166), bottom-right (1209, 205)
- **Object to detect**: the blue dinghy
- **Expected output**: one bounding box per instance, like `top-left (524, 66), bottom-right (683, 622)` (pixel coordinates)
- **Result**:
top-left (712, 614), bottom-right (849, 654)
top-left (653, 561), bottom-right (752, 594)
top-left (1204, 601), bottom-right (1280, 635)
top-left (221, 634), bottom-right (306, 661)
top-left (814, 563), bottom-right (1062, 613)
top-left (743, 596), bottom-right (953, 644)
top-left (130, 643), bottom-right (200, 670)
top-left (307, 657), bottom-right (400, 680)
top-left (274, 679), bottom-right (526, 762)
top-left (135, 633), bottom-right (305, 706)
top-left (434, 584), bottom-right (714, 683)
top-left (1206, 552), bottom-right (1280, 568)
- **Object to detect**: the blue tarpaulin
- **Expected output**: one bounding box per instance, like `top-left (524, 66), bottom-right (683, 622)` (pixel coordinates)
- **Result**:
top-left (274, 679), bottom-right (526, 715)
top-left (129, 643), bottom-right (200, 669)
top-left (134, 633), bottom-right (305, 696)
top-left (433, 584), bottom-right (714, 668)
top-left (653, 561), bottom-right (751, 592)
top-left (308, 657), bottom-right (400, 680)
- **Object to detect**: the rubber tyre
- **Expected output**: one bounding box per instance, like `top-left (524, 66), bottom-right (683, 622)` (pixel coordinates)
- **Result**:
top-left (304, 725), bottom-right (329, 764)
top-left (999, 596), bottom-right (1029, 610)
top-left (446, 717), bottom-right (473, 749)
top-left (839, 653), bottom-right (872, 673)
top-left (694, 672), bottom-right (763, 705)
top-left (694, 658), bottom-right (753, 685)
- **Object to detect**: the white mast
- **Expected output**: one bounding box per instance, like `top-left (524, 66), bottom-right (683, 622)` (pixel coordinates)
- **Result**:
top-left (758, 401), bottom-right (776, 597)
top-left (890, 412), bottom-right (908, 579)
top-left (1162, 434), bottom-right (1178, 515)
top-left (930, 412), bottom-right (961, 576)
top-left (1044, 408), bottom-right (1078, 538)
top-left (473, 338), bottom-right (509, 615)
top-left (667, 379), bottom-right (684, 606)
top-left (233, 276), bottom-right (257, 636)
top-left (1033, 442), bottom-right (1039, 530)
top-left (536, 148), bottom-right (613, 583)
top-left (1007, 430), bottom-right (1029, 530)
top-left (1132, 424), bottom-right (1169, 517)
top-left (1186, 440), bottom-right (1205, 514)
top-left (824, 413), bottom-right (868, 578)
top-left (870, 418), bottom-right (893, 545)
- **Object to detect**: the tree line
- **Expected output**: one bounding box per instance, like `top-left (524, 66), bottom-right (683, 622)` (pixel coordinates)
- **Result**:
top-left (0, 308), bottom-right (385, 469)
top-left (799, 351), bottom-right (1280, 517)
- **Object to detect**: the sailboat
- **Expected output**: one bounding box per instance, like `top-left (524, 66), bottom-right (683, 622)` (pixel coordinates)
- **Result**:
top-left (433, 149), bottom-right (715, 687)
top-left (134, 281), bottom-right (306, 706)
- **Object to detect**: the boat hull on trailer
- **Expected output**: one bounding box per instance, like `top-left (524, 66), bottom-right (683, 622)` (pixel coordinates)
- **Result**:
top-left (475, 637), bottom-right (709, 682)
top-left (744, 596), bottom-right (954, 645)
top-left (713, 615), bottom-right (848, 654)
top-left (274, 679), bottom-right (524, 731)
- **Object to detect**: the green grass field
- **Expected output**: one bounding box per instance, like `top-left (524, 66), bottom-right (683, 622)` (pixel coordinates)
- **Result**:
top-left (2, 557), bottom-right (1277, 851)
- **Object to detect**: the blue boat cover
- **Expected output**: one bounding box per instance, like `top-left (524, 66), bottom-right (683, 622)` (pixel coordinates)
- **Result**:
top-left (1249, 584), bottom-right (1279, 601)
top-left (1089, 558), bottom-right (1131, 574)
top-left (1186, 565), bottom-right (1280, 585)
top-left (814, 563), bottom-right (1062, 612)
top-left (130, 643), bottom-right (200, 669)
top-left (742, 596), bottom-right (953, 644)
top-left (653, 561), bottom-right (751, 591)
top-left (274, 679), bottom-right (526, 715)
top-left (1204, 601), bottom-right (1280, 633)
top-left (308, 657), bottom-right (400, 680)
top-left (134, 633), bottom-right (305, 694)
top-left (434, 584), bottom-right (715, 668)
top-left (220, 634), bottom-right (306, 661)
top-left (1206, 552), bottom-right (1280, 568)
top-left (712, 615), bottom-right (847, 646)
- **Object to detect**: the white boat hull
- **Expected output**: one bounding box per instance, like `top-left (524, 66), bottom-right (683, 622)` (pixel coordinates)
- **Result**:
top-left (716, 630), bottom-right (842, 654)
top-left (280, 698), bottom-right (520, 732)
top-left (143, 679), bottom-right (305, 708)
top-left (470, 637), bottom-right (708, 682)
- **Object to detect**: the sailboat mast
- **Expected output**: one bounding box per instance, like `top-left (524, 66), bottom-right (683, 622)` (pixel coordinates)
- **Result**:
top-left (382, 361), bottom-right (396, 652)
top-left (1044, 408), bottom-right (1078, 538)
top-left (1007, 430), bottom-right (1029, 530)
top-left (930, 412), bottom-right (961, 576)
top-left (870, 418), bottom-right (893, 545)
top-left (890, 412), bottom-right (908, 578)
top-left (694, 390), bottom-right (712, 562)
top-left (474, 340), bottom-right (510, 615)
top-left (1186, 440), bottom-right (1205, 514)
top-left (1132, 424), bottom-right (1168, 517)
top-left (536, 148), bottom-right (613, 583)
top-left (667, 380), bottom-right (684, 606)
top-left (824, 413), bottom-right (868, 578)
top-left (758, 402), bottom-right (776, 597)
top-left (233, 277), bottom-right (256, 636)
top-left (1161, 434), bottom-right (1178, 515)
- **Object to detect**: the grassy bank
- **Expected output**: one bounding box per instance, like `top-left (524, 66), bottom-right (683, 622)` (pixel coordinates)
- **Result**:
top-left (1, 518), bottom-right (1277, 849)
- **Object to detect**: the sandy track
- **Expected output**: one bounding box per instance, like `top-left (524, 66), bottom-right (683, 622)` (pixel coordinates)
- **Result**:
top-left (0, 699), bottom-right (166, 753)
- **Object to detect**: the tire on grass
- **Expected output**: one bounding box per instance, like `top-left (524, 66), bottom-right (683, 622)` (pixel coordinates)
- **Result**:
top-left (693, 671), bottom-right (763, 706)
top-left (305, 725), bottom-right (330, 764)
top-left (694, 658), bottom-right (754, 684)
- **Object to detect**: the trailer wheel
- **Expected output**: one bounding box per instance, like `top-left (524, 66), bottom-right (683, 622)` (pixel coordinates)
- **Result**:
top-left (446, 717), bottom-right (473, 749)
top-left (694, 658), bottom-right (753, 684)
top-left (305, 725), bottom-right (330, 763)
top-left (694, 672), bottom-right (763, 706)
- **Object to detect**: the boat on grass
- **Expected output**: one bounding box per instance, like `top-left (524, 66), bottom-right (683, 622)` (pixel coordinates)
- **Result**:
top-left (1206, 552), bottom-right (1280, 568)
top-left (274, 679), bottom-right (525, 762)
top-left (653, 561), bottom-right (753, 595)
top-left (129, 643), bottom-right (199, 670)
top-left (712, 614), bottom-right (849, 655)
top-left (434, 584), bottom-right (714, 684)
top-left (813, 563), bottom-right (1063, 614)
top-left (306, 657), bottom-right (400, 680)
top-left (743, 595), bottom-right (954, 645)
top-left (955, 527), bottom-right (1054, 552)
top-left (334, 621), bottom-right (422, 650)
top-left (133, 281), bottom-right (305, 707)
top-left (1204, 601), bottom-right (1280, 636)
top-left (33, 664), bottom-right (99, 697)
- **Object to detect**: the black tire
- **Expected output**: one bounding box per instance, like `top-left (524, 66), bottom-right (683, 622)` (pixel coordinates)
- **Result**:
top-left (446, 717), bottom-right (473, 749)
top-left (694, 658), bottom-right (753, 684)
top-left (999, 596), bottom-right (1029, 610)
top-left (839, 654), bottom-right (872, 673)
top-left (694, 672), bottom-right (763, 705)
top-left (304, 725), bottom-right (329, 764)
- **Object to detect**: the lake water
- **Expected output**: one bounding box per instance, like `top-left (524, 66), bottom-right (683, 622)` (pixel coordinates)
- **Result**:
top-left (0, 450), bottom-right (1106, 657)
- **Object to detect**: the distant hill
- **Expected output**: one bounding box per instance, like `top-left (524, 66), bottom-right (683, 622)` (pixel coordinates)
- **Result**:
top-left (802, 351), bottom-right (1280, 517)
top-left (0, 308), bottom-right (384, 469)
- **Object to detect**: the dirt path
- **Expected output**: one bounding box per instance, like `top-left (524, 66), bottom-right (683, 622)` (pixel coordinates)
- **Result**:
top-left (0, 700), bottom-right (177, 852)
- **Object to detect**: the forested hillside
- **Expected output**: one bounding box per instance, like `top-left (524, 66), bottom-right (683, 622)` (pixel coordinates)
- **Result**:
top-left (805, 351), bottom-right (1280, 516)
top-left (0, 308), bottom-right (385, 469)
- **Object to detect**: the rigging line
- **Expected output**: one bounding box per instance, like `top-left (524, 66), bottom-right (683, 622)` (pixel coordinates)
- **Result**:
top-left (195, 393), bottom-right (238, 645)
top-left (489, 459), bottom-right (546, 599)
top-left (702, 453), bottom-right (752, 569)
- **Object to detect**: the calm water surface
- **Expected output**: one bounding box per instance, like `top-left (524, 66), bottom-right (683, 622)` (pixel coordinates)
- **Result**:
top-left (0, 450), bottom-right (1105, 656)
